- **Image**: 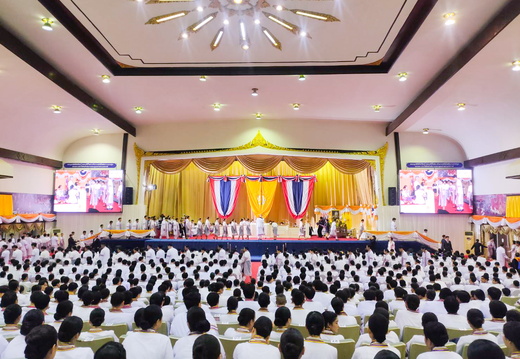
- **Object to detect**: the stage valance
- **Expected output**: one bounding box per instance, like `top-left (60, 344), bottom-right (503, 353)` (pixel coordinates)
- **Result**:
top-left (360, 230), bottom-right (440, 247)
top-left (314, 205), bottom-right (377, 216)
top-left (469, 215), bottom-right (520, 229)
top-left (0, 214), bottom-right (56, 223)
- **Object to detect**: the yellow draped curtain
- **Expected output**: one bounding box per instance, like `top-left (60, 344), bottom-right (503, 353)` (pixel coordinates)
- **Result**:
top-left (145, 160), bottom-right (375, 223)
top-left (506, 196), bottom-right (520, 217)
top-left (0, 195), bottom-right (13, 215)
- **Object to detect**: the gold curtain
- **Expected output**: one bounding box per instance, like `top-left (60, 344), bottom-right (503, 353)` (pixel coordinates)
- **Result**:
top-left (236, 155), bottom-right (283, 173)
top-left (328, 158), bottom-right (371, 174)
top-left (151, 159), bottom-right (191, 174)
top-left (506, 196), bottom-right (520, 217)
top-left (0, 195), bottom-right (13, 215)
top-left (192, 156), bottom-right (235, 174)
top-left (245, 180), bottom-right (278, 218)
top-left (283, 156), bottom-right (328, 174)
top-left (145, 160), bottom-right (375, 222)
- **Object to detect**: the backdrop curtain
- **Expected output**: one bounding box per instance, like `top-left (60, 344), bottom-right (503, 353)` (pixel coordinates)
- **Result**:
top-left (328, 158), bottom-right (371, 174)
top-left (245, 177), bottom-right (279, 218)
top-left (0, 195), bottom-right (13, 215)
top-left (151, 159), bottom-right (191, 174)
top-left (145, 160), bottom-right (375, 223)
top-left (506, 196), bottom-right (520, 217)
top-left (237, 155), bottom-right (283, 173)
top-left (283, 156), bottom-right (328, 174)
top-left (193, 156), bottom-right (235, 174)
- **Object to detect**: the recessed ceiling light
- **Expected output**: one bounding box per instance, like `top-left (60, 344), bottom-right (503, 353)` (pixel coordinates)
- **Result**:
top-left (298, 75), bottom-right (306, 81)
top-left (134, 106), bottom-right (143, 114)
top-left (252, 88), bottom-right (259, 96)
top-left (196, 6), bottom-right (204, 12)
top-left (443, 12), bottom-right (456, 25)
top-left (51, 105), bottom-right (62, 114)
top-left (512, 60), bottom-right (520, 71)
top-left (213, 103), bottom-right (222, 111)
top-left (200, 76), bottom-right (207, 82)
top-left (181, 32), bottom-right (188, 39)
top-left (234, 0), bottom-right (243, 4)
top-left (242, 42), bottom-right (250, 50)
top-left (292, 103), bottom-right (300, 110)
top-left (456, 103), bottom-right (466, 111)
top-left (223, 19), bottom-right (230, 25)
top-left (397, 72), bottom-right (408, 82)
top-left (254, 19), bottom-right (261, 25)
top-left (299, 31), bottom-right (307, 37)
top-left (275, 5), bottom-right (283, 11)
top-left (101, 75), bottom-right (111, 84)
top-left (422, 128), bottom-right (429, 135)
top-left (255, 113), bottom-right (262, 120)
top-left (41, 18), bottom-right (53, 31)
top-left (372, 105), bottom-right (382, 112)
top-left (92, 128), bottom-right (101, 136)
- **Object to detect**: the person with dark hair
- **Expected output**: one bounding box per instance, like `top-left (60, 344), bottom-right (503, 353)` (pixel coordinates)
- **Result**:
top-left (224, 308), bottom-right (255, 339)
top-left (192, 334), bottom-right (221, 359)
top-left (170, 290), bottom-right (218, 338)
top-left (373, 351), bottom-right (400, 359)
top-left (301, 311), bottom-right (337, 359)
top-left (395, 294), bottom-right (422, 332)
top-left (104, 291), bottom-right (133, 330)
top-left (2, 309), bottom-right (44, 359)
top-left (173, 307), bottom-right (225, 359)
top-left (352, 313), bottom-right (400, 359)
top-left (123, 305), bottom-right (172, 359)
top-left (55, 316), bottom-right (94, 359)
top-left (320, 311), bottom-right (344, 341)
top-left (49, 300), bottom-right (73, 331)
top-left (483, 300), bottom-right (507, 332)
top-left (467, 340), bottom-right (504, 359)
top-left (0, 304), bottom-right (21, 339)
top-left (503, 321), bottom-right (520, 356)
top-left (78, 308), bottom-right (119, 342)
top-left (417, 322), bottom-right (461, 359)
top-left (456, 309), bottom-right (498, 354)
top-left (94, 342), bottom-right (126, 359)
top-left (330, 297), bottom-right (357, 326)
top-left (233, 317), bottom-right (279, 359)
top-left (290, 289), bottom-right (310, 326)
top-left (271, 306), bottom-right (292, 341)
top-left (438, 296), bottom-right (470, 330)
top-left (356, 308), bottom-right (400, 347)
top-left (24, 325), bottom-right (57, 359)
top-left (279, 328), bottom-right (305, 359)
top-left (405, 312), bottom-right (438, 352)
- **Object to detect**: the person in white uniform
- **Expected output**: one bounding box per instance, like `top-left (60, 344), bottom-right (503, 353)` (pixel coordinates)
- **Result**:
top-left (240, 248), bottom-right (252, 280)
top-left (496, 244), bottom-right (509, 267)
top-left (390, 218), bottom-right (397, 231)
top-left (256, 216), bottom-right (265, 240)
top-left (351, 313), bottom-right (401, 359)
top-left (124, 305), bottom-right (173, 359)
top-left (55, 316), bottom-right (94, 359)
top-left (279, 329), bottom-right (305, 359)
top-left (417, 322), bottom-right (462, 359)
top-left (224, 308), bottom-right (254, 339)
top-left (320, 311), bottom-right (344, 341)
top-left (456, 309), bottom-right (497, 354)
top-left (24, 325), bottom-right (57, 359)
top-left (233, 316), bottom-right (280, 359)
top-left (301, 311), bottom-right (337, 359)
top-left (1, 309), bottom-right (44, 359)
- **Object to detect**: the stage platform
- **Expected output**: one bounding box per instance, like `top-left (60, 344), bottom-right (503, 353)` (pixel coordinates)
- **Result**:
top-left (100, 237), bottom-right (430, 260)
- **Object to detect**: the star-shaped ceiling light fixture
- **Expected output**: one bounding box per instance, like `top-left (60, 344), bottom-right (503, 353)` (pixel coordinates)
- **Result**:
top-left (139, 0), bottom-right (340, 51)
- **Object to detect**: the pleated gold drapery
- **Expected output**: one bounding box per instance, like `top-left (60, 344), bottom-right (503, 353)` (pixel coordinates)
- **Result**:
top-left (506, 196), bottom-right (520, 217)
top-left (145, 160), bottom-right (376, 222)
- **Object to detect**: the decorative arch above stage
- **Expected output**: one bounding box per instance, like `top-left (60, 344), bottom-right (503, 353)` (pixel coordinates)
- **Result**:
top-left (134, 132), bottom-right (387, 221)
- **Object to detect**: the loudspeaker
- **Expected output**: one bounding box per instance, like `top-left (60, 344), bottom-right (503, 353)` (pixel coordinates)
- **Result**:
top-left (388, 187), bottom-right (397, 206)
top-left (123, 187), bottom-right (133, 205)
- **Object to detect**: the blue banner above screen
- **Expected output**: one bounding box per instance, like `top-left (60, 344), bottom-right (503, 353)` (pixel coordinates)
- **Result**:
top-left (54, 170), bottom-right (124, 213)
top-left (399, 169), bottom-right (473, 214)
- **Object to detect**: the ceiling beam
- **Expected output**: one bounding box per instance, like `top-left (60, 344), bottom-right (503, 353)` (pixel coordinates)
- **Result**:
top-left (0, 148), bottom-right (62, 169)
top-left (386, 0), bottom-right (520, 136)
top-left (0, 23), bottom-right (137, 136)
top-left (465, 146), bottom-right (520, 168)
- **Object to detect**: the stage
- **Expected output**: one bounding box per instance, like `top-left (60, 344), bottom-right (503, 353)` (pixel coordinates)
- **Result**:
top-left (100, 236), bottom-right (431, 260)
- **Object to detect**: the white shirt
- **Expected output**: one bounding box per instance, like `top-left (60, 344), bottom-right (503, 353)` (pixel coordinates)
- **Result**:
top-left (417, 350), bottom-right (462, 359)
top-left (394, 310), bottom-right (423, 332)
top-left (123, 331), bottom-right (173, 359)
top-left (352, 343), bottom-right (400, 359)
top-left (233, 339), bottom-right (280, 359)
top-left (456, 331), bottom-right (497, 354)
top-left (301, 339), bottom-right (337, 359)
top-left (55, 346), bottom-right (94, 359)
top-left (1, 335), bottom-right (26, 359)
top-left (356, 332), bottom-right (400, 347)
top-left (173, 333), bottom-right (225, 359)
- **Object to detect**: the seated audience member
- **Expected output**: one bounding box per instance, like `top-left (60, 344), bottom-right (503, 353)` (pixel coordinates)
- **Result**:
top-left (279, 328), bottom-right (305, 359)
top-left (373, 351), bottom-right (400, 359)
top-left (437, 295), bottom-right (470, 330)
top-left (55, 316), bottom-right (94, 359)
top-left (271, 306), bottom-right (292, 341)
top-left (417, 322), bottom-right (462, 359)
top-left (223, 308), bottom-right (255, 339)
top-left (320, 311), bottom-right (344, 341)
top-left (330, 297), bottom-right (357, 326)
top-left (123, 305), bottom-right (172, 359)
top-left (24, 325), bottom-right (58, 359)
top-left (219, 296), bottom-right (239, 324)
top-left (48, 300), bottom-right (73, 331)
top-left (395, 294), bottom-right (423, 332)
top-left (233, 317), bottom-right (279, 359)
top-left (79, 308), bottom-right (119, 342)
top-left (94, 342), bottom-right (126, 359)
top-left (290, 290), bottom-right (310, 326)
top-left (356, 308), bottom-right (399, 347)
top-left (352, 313), bottom-right (400, 359)
top-left (467, 339), bottom-right (505, 359)
top-left (456, 309), bottom-right (498, 354)
top-left (301, 311), bottom-right (337, 359)
top-left (483, 301), bottom-right (507, 332)
top-left (406, 312), bottom-right (438, 352)
top-left (0, 304), bottom-right (21, 339)
top-left (104, 292), bottom-right (133, 330)
top-left (502, 321), bottom-right (520, 358)
top-left (2, 309), bottom-right (44, 359)
top-left (192, 334), bottom-right (221, 359)
top-left (173, 307), bottom-right (224, 359)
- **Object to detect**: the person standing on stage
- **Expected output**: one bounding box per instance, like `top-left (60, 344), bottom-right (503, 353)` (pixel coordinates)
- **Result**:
top-left (271, 221), bottom-right (278, 240)
top-left (184, 216), bottom-right (192, 239)
top-left (160, 218), bottom-right (169, 239)
top-left (230, 219), bottom-right (238, 240)
top-left (487, 237), bottom-right (496, 259)
top-left (358, 219), bottom-right (365, 239)
top-left (238, 219), bottom-right (245, 240)
top-left (196, 218), bottom-right (203, 239)
top-left (240, 247), bottom-right (252, 280)
top-left (222, 219), bottom-right (228, 239)
top-left (256, 216), bottom-right (265, 240)
top-left (471, 239), bottom-right (486, 257)
top-left (317, 217), bottom-right (325, 238)
top-left (172, 218), bottom-right (180, 239)
top-left (324, 218), bottom-right (330, 239)
top-left (116, 217), bottom-right (122, 230)
top-left (214, 218), bottom-right (220, 239)
top-left (390, 218), bottom-right (397, 231)
top-left (496, 243), bottom-right (509, 267)
top-left (330, 219), bottom-right (338, 240)
top-left (202, 217), bottom-right (210, 239)
top-left (245, 219), bottom-right (252, 240)
top-left (298, 218), bottom-right (305, 239)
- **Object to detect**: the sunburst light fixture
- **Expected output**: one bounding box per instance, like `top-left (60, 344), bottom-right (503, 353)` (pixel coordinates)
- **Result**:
top-left (138, 0), bottom-right (340, 51)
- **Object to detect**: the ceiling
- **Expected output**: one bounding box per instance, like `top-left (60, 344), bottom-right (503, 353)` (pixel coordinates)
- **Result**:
top-left (0, 0), bottom-right (519, 160)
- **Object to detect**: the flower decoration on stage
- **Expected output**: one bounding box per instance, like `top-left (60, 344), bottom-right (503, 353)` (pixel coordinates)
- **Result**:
top-left (138, 0), bottom-right (340, 51)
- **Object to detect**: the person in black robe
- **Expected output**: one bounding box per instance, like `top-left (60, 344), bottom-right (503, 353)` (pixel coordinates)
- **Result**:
top-left (471, 239), bottom-right (486, 256)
